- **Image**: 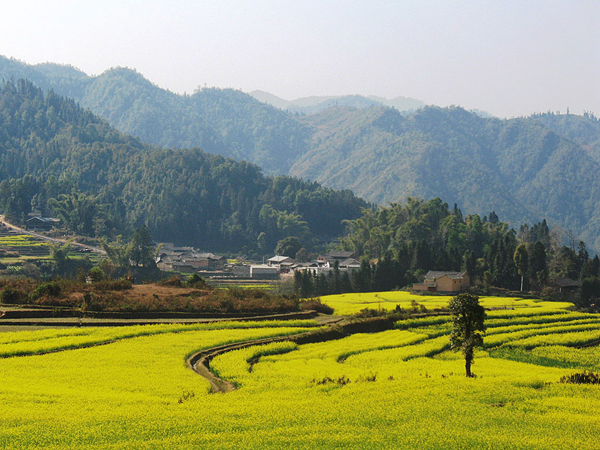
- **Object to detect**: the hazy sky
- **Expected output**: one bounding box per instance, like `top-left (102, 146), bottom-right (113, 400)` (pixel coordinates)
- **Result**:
top-left (1, 0), bottom-right (598, 117)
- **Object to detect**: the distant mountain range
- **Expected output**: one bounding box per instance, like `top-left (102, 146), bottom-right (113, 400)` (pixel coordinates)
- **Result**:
top-left (249, 90), bottom-right (426, 115)
top-left (2, 55), bottom-right (600, 249)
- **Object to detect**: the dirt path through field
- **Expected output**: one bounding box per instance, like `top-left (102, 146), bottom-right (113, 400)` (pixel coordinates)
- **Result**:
top-left (186, 316), bottom-right (394, 393)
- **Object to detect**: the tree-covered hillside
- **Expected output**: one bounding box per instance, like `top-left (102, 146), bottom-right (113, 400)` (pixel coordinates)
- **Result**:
top-left (0, 56), bottom-right (311, 174)
top-left (529, 111), bottom-right (600, 164)
top-left (2, 56), bottom-right (600, 249)
top-left (0, 79), bottom-right (368, 252)
top-left (291, 106), bottom-right (600, 250)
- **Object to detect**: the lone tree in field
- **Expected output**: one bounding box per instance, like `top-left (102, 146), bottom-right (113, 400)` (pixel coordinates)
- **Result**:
top-left (449, 293), bottom-right (486, 377)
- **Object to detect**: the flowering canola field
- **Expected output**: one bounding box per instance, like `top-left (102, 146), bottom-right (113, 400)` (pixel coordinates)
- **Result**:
top-left (0, 298), bottom-right (599, 449)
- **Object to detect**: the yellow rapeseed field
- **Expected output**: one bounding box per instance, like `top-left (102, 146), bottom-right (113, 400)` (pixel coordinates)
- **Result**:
top-left (319, 291), bottom-right (574, 316)
top-left (0, 298), bottom-right (598, 449)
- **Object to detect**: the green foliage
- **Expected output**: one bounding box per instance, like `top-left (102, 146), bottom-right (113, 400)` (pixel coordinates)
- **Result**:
top-left (3, 58), bottom-right (600, 252)
top-left (1, 287), bottom-right (23, 304)
top-left (449, 293), bottom-right (486, 377)
top-left (127, 225), bottom-right (155, 268)
top-left (0, 79), bottom-right (367, 253)
top-left (88, 266), bottom-right (105, 282)
top-left (579, 277), bottom-right (600, 308)
top-left (48, 192), bottom-right (98, 236)
top-left (338, 198), bottom-right (521, 290)
top-left (32, 281), bottom-right (61, 299)
top-left (186, 273), bottom-right (207, 288)
top-left (513, 243), bottom-right (528, 291)
top-left (274, 236), bottom-right (303, 257)
top-left (293, 105), bottom-right (600, 252)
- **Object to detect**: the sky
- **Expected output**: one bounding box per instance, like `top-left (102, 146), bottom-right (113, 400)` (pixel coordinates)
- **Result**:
top-left (0, 0), bottom-right (598, 118)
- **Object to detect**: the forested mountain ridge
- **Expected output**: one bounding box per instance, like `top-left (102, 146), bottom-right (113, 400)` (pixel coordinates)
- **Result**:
top-left (528, 112), bottom-right (600, 164)
top-left (291, 106), bottom-right (600, 250)
top-left (2, 56), bottom-right (600, 249)
top-left (249, 90), bottom-right (426, 115)
top-left (0, 56), bottom-right (311, 174)
top-left (0, 79), bottom-right (368, 251)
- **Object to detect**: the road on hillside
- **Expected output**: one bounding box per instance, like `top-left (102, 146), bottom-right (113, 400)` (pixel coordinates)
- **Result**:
top-left (0, 215), bottom-right (106, 255)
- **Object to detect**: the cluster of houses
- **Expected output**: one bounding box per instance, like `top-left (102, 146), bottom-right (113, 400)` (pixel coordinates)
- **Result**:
top-left (231, 251), bottom-right (362, 280)
top-left (154, 247), bottom-right (477, 292)
top-left (155, 247), bottom-right (362, 281)
top-left (156, 244), bottom-right (226, 272)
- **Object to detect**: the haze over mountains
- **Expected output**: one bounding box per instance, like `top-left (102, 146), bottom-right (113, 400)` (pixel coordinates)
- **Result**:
top-left (249, 90), bottom-right (426, 115)
top-left (2, 55), bottom-right (600, 250)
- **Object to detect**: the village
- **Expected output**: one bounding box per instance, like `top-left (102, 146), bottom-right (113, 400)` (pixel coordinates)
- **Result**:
top-left (156, 246), bottom-right (362, 281)
top-left (1, 213), bottom-right (583, 297)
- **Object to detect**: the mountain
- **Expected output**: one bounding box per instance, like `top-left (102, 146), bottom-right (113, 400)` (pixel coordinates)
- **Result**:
top-left (367, 95), bottom-right (427, 112)
top-left (290, 106), bottom-right (600, 250)
top-left (0, 79), bottom-right (369, 252)
top-left (0, 56), bottom-right (311, 174)
top-left (248, 90), bottom-right (426, 115)
top-left (248, 90), bottom-right (291, 110)
top-left (529, 112), bottom-right (600, 164)
top-left (2, 56), bottom-right (600, 249)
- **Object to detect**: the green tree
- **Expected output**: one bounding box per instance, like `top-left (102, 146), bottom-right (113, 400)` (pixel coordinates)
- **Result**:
top-left (49, 192), bottom-right (98, 236)
top-left (100, 235), bottom-right (130, 267)
top-left (51, 241), bottom-right (71, 276)
top-left (128, 225), bottom-right (155, 268)
top-left (529, 241), bottom-right (548, 289)
top-left (274, 236), bottom-right (303, 257)
top-left (513, 244), bottom-right (529, 292)
top-left (579, 277), bottom-right (600, 308)
top-left (449, 293), bottom-right (486, 377)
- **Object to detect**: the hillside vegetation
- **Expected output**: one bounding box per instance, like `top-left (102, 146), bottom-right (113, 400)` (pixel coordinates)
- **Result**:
top-left (2, 56), bottom-right (600, 248)
top-left (0, 79), bottom-right (368, 251)
top-left (293, 106), bottom-right (600, 249)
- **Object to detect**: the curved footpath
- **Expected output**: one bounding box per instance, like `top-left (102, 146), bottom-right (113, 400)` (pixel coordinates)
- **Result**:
top-left (186, 315), bottom-right (394, 393)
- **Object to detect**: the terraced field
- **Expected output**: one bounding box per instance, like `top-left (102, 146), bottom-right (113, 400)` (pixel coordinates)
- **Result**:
top-left (0, 296), bottom-right (598, 449)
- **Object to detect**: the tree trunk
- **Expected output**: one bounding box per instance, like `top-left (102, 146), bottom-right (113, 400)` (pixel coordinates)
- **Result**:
top-left (520, 275), bottom-right (524, 292)
top-left (465, 358), bottom-right (472, 377)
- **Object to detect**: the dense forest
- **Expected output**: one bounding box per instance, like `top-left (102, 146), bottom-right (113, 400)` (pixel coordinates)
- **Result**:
top-left (296, 198), bottom-right (600, 308)
top-left (2, 56), bottom-right (600, 250)
top-left (292, 106), bottom-right (600, 250)
top-left (0, 79), bottom-right (368, 252)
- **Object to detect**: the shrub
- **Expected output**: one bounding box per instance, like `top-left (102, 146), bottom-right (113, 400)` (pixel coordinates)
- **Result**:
top-left (354, 308), bottom-right (388, 318)
top-left (1, 288), bottom-right (23, 304)
top-left (158, 275), bottom-right (183, 287)
top-left (186, 273), bottom-right (208, 288)
top-left (88, 266), bottom-right (106, 282)
top-left (300, 298), bottom-right (334, 315)
top-left (33, 282), bottom-right (61, 298)
top-left (560, 371), bottom-right (600, 385)
top-left (92, 278), bottom-right (133, 291)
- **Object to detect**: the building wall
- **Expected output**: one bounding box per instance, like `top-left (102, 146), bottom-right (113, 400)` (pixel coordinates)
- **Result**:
top-left (250, 265), bottom-right (279, 280)
top-left (437, 275), bottom-right (469, 292)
